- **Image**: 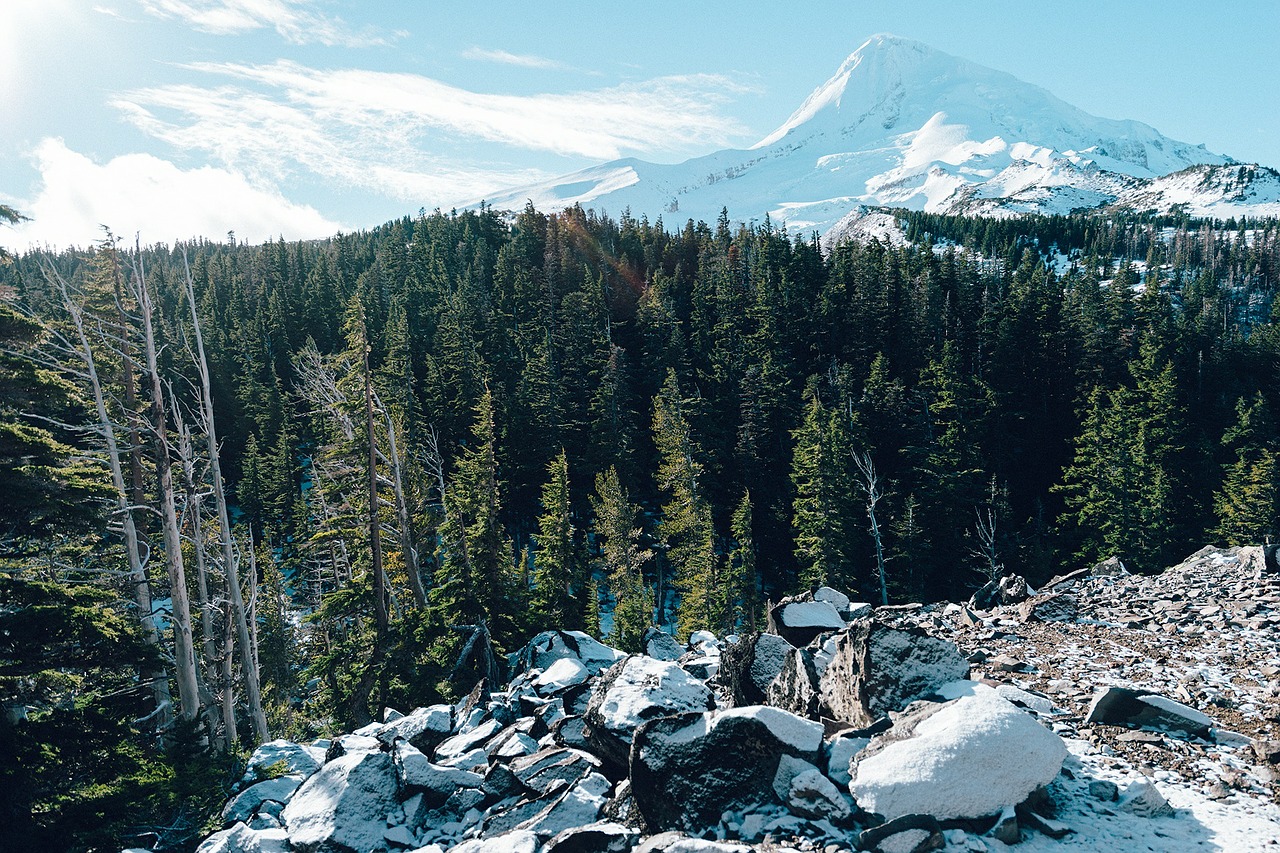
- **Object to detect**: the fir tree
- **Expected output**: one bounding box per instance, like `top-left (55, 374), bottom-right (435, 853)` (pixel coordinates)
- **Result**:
top-left (590, 466), bottom-right (652, 653)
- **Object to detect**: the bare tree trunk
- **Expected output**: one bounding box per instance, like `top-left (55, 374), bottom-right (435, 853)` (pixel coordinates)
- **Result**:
top-left (133, 250), bottom-right (201, 723)
top-left (52, 271), bottom-right (172, 730)
top-left (181, 252), bottom-right (269, 743)
top-left (247, 533), bottom-right (262, 687)
top-left (221, 602), bottom-right (237, 749)
top-left (105, 239), bottom-right (149, 536)
top-left (362, 326), bottom-right (389, 639)
top-left (854, 452), bottom-right (889, 606)
top-left (172, 403), bottom-right (226, 744)
top-left (374, 390), bottom-right (426, 608)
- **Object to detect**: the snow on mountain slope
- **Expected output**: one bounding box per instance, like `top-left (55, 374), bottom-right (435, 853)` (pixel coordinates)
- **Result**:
top-left (479, 35), bottom-right (1270, 235)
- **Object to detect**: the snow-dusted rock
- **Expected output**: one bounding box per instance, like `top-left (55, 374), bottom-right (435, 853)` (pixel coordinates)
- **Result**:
top-left (517, 772), bottom-right (612, 837)
top-left (437, 717), bottom-right (506, 761)
top-left (535, 657), bottom-right (592, 694)
top-left (240, 739), bottom-right (323, 786)
top-left (222, 775), bottom-right (303, 825)
top-left (629, 706), bottom-right (823, 831)
top-left (850, 685), bottom-right (1067, 821)
top-left (1118, 778), bottom-right (1175, 818)
top-left (514, 631), bottom-right (626, 677)
top-left (813, 586), bottom-right (851, 614)
top-left (783, 767), bottom-right (850, 819)
top-left (583, 656), bottom-right (713, 771)
top-left (818, 621), bottom-right (969, 728)
top-left (768, 596), bottom-right (847, 647)
top-left (396, 742), bottom-right (484, 802)
top-left (450, 830), bottom-right (541, 853)
top-left (1084, 686), bottom-right (1213, 739)
top-left (543, 821), bottom-right (640, 853)
top-left (825, 733), bottom-right (870, 787)
top-left (857, 814), bottom-right (944, 853)
top-left (281, 750), bottom-right (401, 853)
top-left (378, 704), bottom-right (453, 753)
top-left (643, 627), bottom-right (685, 662)
top-left (510, 747), bottom-right (602, 795)
top-left (717, 632), bottom-right (791, 706)
top-left (196, 823), bottom-right (290, 853)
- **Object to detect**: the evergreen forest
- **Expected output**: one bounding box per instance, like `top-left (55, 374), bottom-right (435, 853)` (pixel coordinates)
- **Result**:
top-left (2, 203), bottom-right (1279, 850)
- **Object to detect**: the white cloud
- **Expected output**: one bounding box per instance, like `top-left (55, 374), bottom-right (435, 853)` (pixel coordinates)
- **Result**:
top-left (138, 0), bottom-right (393, 47)
top-left (8, 138), bottom-right (343, 251)
top-left (112, 60), bottom-right (753, 206)
top-left (461, 47), bottom-right (571, 71)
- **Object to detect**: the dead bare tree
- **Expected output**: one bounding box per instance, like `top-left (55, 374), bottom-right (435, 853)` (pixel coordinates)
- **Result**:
top-left (181, 251), bottom-right (268, 743)
top-left (853, 451), bottom-right (889, 606)
top-left (45, 269), bottom-right (172, 729)
top-left (130, 246), bottom-right (201, 722)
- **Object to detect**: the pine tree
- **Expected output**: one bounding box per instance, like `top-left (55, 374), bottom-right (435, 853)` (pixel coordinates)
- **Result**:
top-left (1213, 394), bottom-right (1280, 543)
top-left (652, 370), bottom-right (721, 640)
top-left (726, 491), bottom-right (761, 633)
top-left (590, 466), bottom-right (652, 653)
top-left (790, 389), bottom-right (857, 593)
top-left (531, 450), bottom-right (584, 630)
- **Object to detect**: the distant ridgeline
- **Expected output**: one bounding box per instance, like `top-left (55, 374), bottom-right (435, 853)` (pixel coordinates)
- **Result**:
top-left (1, 205), bottom-right (1278, 848)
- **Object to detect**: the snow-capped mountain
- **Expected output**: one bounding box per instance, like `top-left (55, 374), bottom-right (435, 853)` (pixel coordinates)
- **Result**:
top-left (479, 35), bottom-right (1279, 234)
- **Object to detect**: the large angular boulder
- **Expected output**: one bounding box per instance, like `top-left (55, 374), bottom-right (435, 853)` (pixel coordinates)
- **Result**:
top-left (281, 750), bottom-right (401, 853)
top-left (396, 742), bottom-right (484, 803)
top-left (818, 621), bottom-right (969, 728)
top-left (196, 823), bottom-right (290, 853)
top-left (451, 830), bottom-right (541, 853)
top-left (642, 628), bottom-right (686, 662)
top-left (717, 632), bottom-right (791, 707)
top-left (765, 647), bottom-right (821, 719)
top-left (513, 631), bottom-right (626, 678)
top-left (1017, 592), bottom-right (1078, 623)
top-left (767, 594), bottom-right (847, 647)
top-left (222, 775), bottom-right (304, 825)
top-left (629, 705), bottom-right (823, 832)
top-left (543, 821), bottom-right (640, 853)
top-left (1084, 686), bottom-right (1213, 739)
top-left (376, 704), bottom-right (453, 754)
top-left (850, 685), bottom-right (1067, 822)
top-left (240, 739), bottom-right (324, 786)
top-left (510, 748), bottom-right (603, 796)
top-left (583, 656), bottom-right (714, 772)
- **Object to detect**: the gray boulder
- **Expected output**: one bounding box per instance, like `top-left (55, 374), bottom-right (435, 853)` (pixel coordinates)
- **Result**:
top-left (376, 704), bottom-right (453, 754)
top-left (818, 620), bottom-right (969, 728)
top-left (717, 632), bottom-right (790, 706)
top-left (240, 739), bottom-right (323, 786)
top-left (765, 646), bottom-right (821, 719)
top-left (1018, 592), bottom-right (1078, 623)
top-left (767, 594), bottom-right (847, 647)
top-left (196, 823), bottom-right (290, 853)
top-left (629, 705), bottom-right (823, 832)
top-left (543, 821), bottom-right (640, 853)
top-left (513, 631), bottom-right (626, 678)
top-left (583, 656), bottom-right (714, 772)
top-left (642, 628), bottom-right (685, 662)
top-left (281, 750), bottom-right (401, 853)
top-left (222, 775), bottom-right (303, 825)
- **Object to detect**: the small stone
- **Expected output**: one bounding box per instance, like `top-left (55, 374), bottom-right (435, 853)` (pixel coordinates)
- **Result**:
top-left (1087, 780), bottom-right (1118, 801)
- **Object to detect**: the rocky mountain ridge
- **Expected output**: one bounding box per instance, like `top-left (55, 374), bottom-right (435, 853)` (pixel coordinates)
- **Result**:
top-left (478, 36), bottom-right (1280, 234)
top-left (189, 545), bottom-right (1280, 853)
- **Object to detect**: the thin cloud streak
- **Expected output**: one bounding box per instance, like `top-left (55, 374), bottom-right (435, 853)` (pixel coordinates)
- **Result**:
top-left (138, 0), bottom-right (395, 47)
top-left (113, 60), bottom-right (755, 205)
top-left (461, 47), bottom-right (572, 71)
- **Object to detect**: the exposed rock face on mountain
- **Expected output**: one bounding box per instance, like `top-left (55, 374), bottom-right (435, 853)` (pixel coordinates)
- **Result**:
top-left (195, 545), bottom-right (1280, 853)
top-left (479, 36), bottom-right (1280, 236)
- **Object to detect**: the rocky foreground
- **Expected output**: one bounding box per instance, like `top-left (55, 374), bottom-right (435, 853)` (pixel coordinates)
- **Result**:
top-left (191, 547), bottom-right (1280, 853)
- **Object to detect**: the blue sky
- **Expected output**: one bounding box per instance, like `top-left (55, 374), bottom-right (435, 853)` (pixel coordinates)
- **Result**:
top-left (3, 0), bottom-right (1278, 249)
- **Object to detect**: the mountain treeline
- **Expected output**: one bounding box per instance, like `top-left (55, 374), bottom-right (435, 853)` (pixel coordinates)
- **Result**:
top-left (2, 204), bottom-right (1279, 850)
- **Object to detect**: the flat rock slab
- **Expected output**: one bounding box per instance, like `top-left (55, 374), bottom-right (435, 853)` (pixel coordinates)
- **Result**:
top-left (1084, 686), bottom-right (1213, 739)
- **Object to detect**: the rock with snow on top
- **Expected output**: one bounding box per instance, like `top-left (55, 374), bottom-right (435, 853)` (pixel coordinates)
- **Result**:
top-left (1091, 556), bottom-right (1128, 576)
top-left (857, 814), bottom-right (945, 853)
top-left (510, 747), bottom-right (602, 796)
top-left (516, 772), bottom-right (612, 837)
top-left (542, 821), bottom-right (640, 853)
top-left (1118, 779), bottom-right (1175, 818)
top-left (535, 657), bottom-right (592, 695)
top-left (196, 823), bottom-right (290, 853)
top-left (850, 684), bottom-right (1067, 822)
top-left (768, 595), bottom-right (847, 647)
top-left (240, 740), bottom-right (323, 786)
top-left (818, 621), bottom-right (969, 728)
top-left (281, 750), bottom-right (402, 853)
top-left (514, 631), bottom-right (626, 678)
top-left (437, 717), bottom-right (506, 761)
top-left (825, 734), bottom-right (870, 787)
top-left (222, 775), bottom-right (303, 825)
top-left (813, 586), bottom-right (851, 614)
top-left (629, 705), bottom-right (822, 832)
top-left (782, 765), bottom-right (851, 820)
top-left (642, 628), bottom-right (685, 662)
top-left (583, 656), bottom-right (714, 772)
top-left (450, 830), bottom-right (541, 853)
top-left (396, 742), bottom-right (484, 802)
top-left (1084, 686), bottom-right (1213, 739)
top-left (378, 705), bottom-right (454, 754)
